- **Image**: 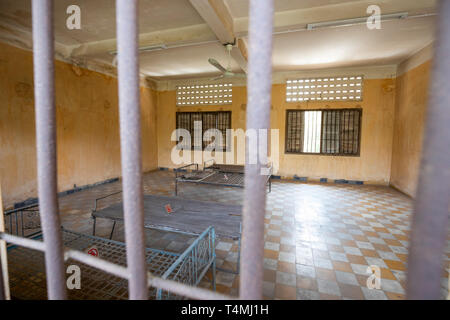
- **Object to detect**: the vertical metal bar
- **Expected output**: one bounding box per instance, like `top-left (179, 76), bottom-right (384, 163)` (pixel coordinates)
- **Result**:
top-left (212, 228), bottom-right (216, 291)
top-left (0, 259), bottom-right (4, 300)
top-left (239, 0), bottom-right (274, 300)
top-left (21, 211), bottom-right (24, 237)
top-left (15, 213), bottom-right (18, 236)
top-left (312, 112), bottom-right (315, 153)
top-left (289, 111), bottom-right (292, 152)
top-left (296, 111), bottom-right (300, 152)
top-left (352, 111), bottom-right (356, 154)
top-left (109, 221), bottom-right (116, 240)
top-left (334, 111), bottom-right (338, 154)
top-left (322, 111), bottom-right (325, 153)
top-left (115, 0), bottom-right (148, 300)
top-left (92, 216), bottom-right (96, 236)
top-left (32, 0), bottom-right (66, 300)
top-left (406, 0), bottom-right (450, 300)
top-left (0, 183), bottom-right (11, 300)
top-left (289, 111), bottom-right (293, 152)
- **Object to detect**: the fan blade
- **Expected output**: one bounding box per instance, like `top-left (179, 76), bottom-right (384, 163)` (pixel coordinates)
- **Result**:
top-left (208, 58), bottom-right (227, 73)
top-left (224, 72), bottom-right (246, 79)
top-left (211, 74), bottom-right (225, 81)
top-left (233, 73), bottom-right (246, 78)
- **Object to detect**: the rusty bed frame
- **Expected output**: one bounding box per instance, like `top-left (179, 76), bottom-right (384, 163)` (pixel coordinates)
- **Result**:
top-left (91, 193), bottom-right (243, 274)
top-left (4, 205), bottom-right (216, 300)
top-left (174, 160), bottom-right (272, 196)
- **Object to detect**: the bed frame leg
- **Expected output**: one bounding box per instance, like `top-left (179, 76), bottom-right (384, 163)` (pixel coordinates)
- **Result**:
top-left (212, 259), bottom-right (216, 291)
top-left (212, 229), bottom-right (216, 291)
top-left (156, 288), bottom-right (162, 300)
top-left (109, 221), bottom-right (116, 240)
top-left (92, 216), bottom-right (96, 236)
top-left (236, 234), bottom-right (241, 274)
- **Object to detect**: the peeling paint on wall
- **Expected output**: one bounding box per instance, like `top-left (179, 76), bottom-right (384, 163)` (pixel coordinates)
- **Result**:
top-left (0, 42), bottom-right (158, 208)
top-left (14, 82), bottom-right (32, 98)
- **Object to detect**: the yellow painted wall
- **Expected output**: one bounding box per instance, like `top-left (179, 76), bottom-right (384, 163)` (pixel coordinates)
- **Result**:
top-left (390, 62), bottom-right (431, 197)
top-left (0, 39), bottom-right (431, 206)
top-left (156, 78), bottom-right (396, 185)
top-left (0, 42), bottom-right (158, 208)
top-left (156, 86), bottom-right (247, 168)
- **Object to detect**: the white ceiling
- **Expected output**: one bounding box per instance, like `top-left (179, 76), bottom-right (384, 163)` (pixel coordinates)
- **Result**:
top-left (272, 16), bottom-right (435, 71)
top-left (0, 0), bottom-right (205, 45)
top-left (140, 42), bottom-right (240, 78)
top-left (0, 0), bottom-right (438, 80)
top-left (226, 0), bottom-right (364, 18)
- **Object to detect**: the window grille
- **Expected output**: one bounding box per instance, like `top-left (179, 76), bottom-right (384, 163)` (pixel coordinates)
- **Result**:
top-left (285, 109), bottom-right (362, 156)
top-left (286, 76), bottom-right (363, 102)
top-left (176, 83), bottom-right (233, 106)
top-left (176, 111), bottom-right (231, 151)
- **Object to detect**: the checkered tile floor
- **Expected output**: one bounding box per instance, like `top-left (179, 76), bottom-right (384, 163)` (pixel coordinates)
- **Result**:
top-left (55, 170), bottom-right (449, 300)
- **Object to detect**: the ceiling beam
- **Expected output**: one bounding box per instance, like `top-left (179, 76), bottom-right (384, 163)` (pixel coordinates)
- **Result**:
top-left (189, 0), bottom-right (234, 43)
top-left (189, 0), bottom-right (247, 73)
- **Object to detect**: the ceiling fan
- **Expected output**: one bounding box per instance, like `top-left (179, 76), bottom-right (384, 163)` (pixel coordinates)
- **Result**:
top-left (208, 44), bottom-right (246, 81)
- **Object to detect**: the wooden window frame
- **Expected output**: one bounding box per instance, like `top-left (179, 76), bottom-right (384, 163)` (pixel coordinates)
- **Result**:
top-left (285, 108), bottom-right (362, 157)
top-left (175, 111), bottom-right (232, 152)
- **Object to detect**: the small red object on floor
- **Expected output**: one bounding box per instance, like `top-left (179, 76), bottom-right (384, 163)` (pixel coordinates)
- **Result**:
top-left (87, 247), bottom-right (99, 257)
top-left (165, 204), bottom-right (173, 214)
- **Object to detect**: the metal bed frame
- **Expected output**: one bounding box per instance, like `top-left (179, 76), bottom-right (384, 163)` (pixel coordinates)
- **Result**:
top-left (91, 193), bottom-right (242, 274)
top-left (3, 204), bottom-right (42, 239)
top-left (174, 160), bottom-right (272, 196)
top-left (6, 222), bottom-right (216, 300)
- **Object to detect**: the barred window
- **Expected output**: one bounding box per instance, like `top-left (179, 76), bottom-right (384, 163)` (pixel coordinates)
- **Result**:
top-left (285, 109), bottom-right (362, 156)
top-left (176, 111), bottom-right (231, 151)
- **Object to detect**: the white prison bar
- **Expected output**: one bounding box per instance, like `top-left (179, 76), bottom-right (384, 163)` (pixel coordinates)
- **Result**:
top-left (115, 0), bottom-right (148, 300)
top-left (240, 0), bottom-right (274, 299)
top-left (31, 0), bottom-right (66, 300)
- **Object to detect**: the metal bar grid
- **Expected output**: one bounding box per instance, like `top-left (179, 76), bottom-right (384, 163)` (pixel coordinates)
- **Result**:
top-left (175, 163), bottom-right (272, 195)
top-left (175, 171), bottom-right (272, 193)
top-left (285, 109), bottom-right (361, 156)
top-left (92, 192), bottom-right (242, 275)
top-left (157, 227), bottom-right (216, 299)
top-left (1, 207), bottom-right (229, 300)
top-left (4, 227), bottom-right (216, 300)
top-left (207, 164), bottom-right (246, 174)
top-left (4, 205), bottom-right (42, 238)
top-left (176, 111), bottom-right (231, 151)
top-left (406, 0), bottom-right (450, 300)
top-left (201, 172), bottom-right (245, 186)
top-left (92, 194), bottom-right (242, 240)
